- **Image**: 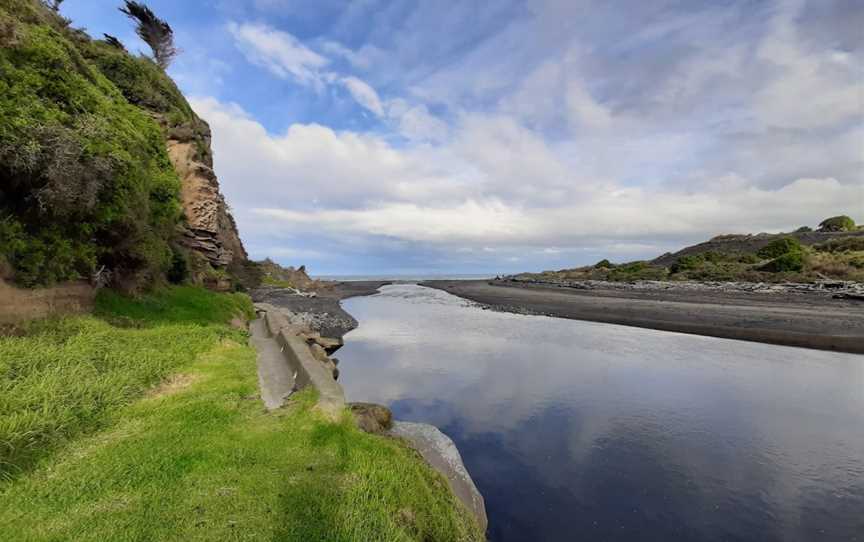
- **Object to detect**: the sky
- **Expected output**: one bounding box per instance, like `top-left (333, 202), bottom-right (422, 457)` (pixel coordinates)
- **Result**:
top-left (62, 0), bottom-right (863, 276)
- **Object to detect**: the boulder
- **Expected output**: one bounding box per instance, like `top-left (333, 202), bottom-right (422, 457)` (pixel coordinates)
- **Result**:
top-left (388, 421), bottom-right (487, 532)
top-left (350, 403), bottom-right (393, 434)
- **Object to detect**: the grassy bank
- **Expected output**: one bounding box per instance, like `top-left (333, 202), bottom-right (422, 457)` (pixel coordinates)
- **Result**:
top-left (0, 286), bottom-right (482, 541)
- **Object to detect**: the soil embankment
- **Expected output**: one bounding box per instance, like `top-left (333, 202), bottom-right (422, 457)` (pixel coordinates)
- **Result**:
top-left (423, 280), bottom-right (864, 354)
top-left (0, 278), bottom-right (95, 325)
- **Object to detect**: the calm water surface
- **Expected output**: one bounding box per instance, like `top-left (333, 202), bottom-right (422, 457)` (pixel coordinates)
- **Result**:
top-left (338, 285), bottom-right (864, 542)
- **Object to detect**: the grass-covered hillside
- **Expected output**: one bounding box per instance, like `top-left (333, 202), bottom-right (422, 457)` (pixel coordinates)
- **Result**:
top-left (0, 0), bottom-right (222, 289)
top-left (520, 216), bottom-right (864, 284)
top-left (0, 286), bottom-right (483, 541)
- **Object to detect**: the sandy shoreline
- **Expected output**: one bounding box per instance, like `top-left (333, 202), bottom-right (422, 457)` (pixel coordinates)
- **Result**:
top-left (422, 280), bottom-right (864, 354)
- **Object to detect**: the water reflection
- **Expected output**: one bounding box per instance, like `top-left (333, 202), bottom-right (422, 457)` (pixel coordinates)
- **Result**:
top-left (338, 285), bottom-right (864, 542)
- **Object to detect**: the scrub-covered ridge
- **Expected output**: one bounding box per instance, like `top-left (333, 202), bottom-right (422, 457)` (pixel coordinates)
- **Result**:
top-left (0, 0), bottom-right (248, 291)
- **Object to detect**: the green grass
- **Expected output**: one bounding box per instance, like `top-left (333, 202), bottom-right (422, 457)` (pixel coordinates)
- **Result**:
top-left (0, 287), bottom-right (252, 479)
top-left (261, 275), bottom-right (297, 289)
top-left (0, 286), bottom-right (482, 541)
top-left (94, 285), bottom-right (254, 326)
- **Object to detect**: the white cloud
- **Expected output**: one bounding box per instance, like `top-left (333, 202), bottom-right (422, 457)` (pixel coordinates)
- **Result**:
top-left (755, 10), bottom-right (862, 130)
top-left (341, 76), bottom-right (384, 116)
top-left (190, 97), bottom-right (469, 209)
top-left (566, 79), bottom-right (612, 130)
top-left (193, 96), bottom-right (862, 260)
top-left (386, 99), bottom-right (449, 142)
top-left (228, 22), bottom-right (328, 87)
top-left (203, 2), bottom-right (864, 270)
top-left (228, 22), bottom-right (390, 118)
top-left (252, 177), bottom-right (860, 247)
top-left (320, 41), bottom-right (381, 71)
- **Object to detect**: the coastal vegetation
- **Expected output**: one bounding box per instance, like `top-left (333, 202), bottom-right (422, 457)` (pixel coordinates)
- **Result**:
top-left (119, 1), bottom-right (178, 69)
top-left (0, 0), bottom-right (185, 288)
top-left (818, 215), bottom-right (856, 232)
top-left (0, 0), bottom-right (243, 292)
top-left (518, 217), bottom-right (864, 284)
top-left (0, 286), bottom-right (483, 541)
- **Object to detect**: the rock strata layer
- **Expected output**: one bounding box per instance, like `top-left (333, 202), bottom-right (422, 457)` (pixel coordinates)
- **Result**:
top-left (166, 118), bottom-right (247, 270)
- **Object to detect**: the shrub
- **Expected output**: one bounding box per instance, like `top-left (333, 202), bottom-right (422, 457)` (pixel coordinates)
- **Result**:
top-left (702, 251), bottom-right (726, 263)
top-left (166, 246), bottom-right (189, 284)
top-left (757, 237), bottom-right (802, 260)
top-left (760, 251), bottom-right (804, 273)
top-left (818, 215), bottom-right (856, 232)
top-left (594, 259), bottom-right (614, 269)
top-left (0, 10), bottom-right (20, 46)
top-left (671, 254), bottom-right (704, 273)
top-left (738, 253), bottom-right (761, 264)
top-left (795, 226), bottom-right (813, 233)
top-left (82, 39), bottom-right (192, 120)
top-left (0, 5), bottom-right (184, 288)
top-left (0, 216), bottom-right (98, 286)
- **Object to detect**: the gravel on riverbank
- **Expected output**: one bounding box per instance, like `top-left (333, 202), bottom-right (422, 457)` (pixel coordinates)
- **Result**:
top-left (250, 281), bottom-right (389, 339)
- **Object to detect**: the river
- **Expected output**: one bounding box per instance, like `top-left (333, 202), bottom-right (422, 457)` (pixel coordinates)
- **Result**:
top-left (337, 284), bottom-right (864, 541)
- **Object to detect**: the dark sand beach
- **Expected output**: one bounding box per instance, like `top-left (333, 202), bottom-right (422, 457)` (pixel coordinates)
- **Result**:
top-left (423, 280), bottom-right (864, 354)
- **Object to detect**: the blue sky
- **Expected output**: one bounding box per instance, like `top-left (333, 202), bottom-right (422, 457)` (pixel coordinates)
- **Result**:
top-left (62, 0), bottom-right (863, 275)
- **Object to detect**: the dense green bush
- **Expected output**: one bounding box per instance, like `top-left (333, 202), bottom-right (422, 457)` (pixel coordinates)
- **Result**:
top-left (0, 217), bottom-right (98, 286)
top-left (670, 251), bottom-right (761, 274)
top-left (736, 253), bottom-right (760, 264)
top-left (818, 215), bottom-right (856, 232)
top-left (670, 254), bottom-right (704, 273)
top-left (757, 237), bottom-right (802, 260)
top-left (166, 246), bottom-right (190, 284)
top-left (81, 39), bottom-right (192, 122)
top-left (594, 259), bottom-right (613, 269)
top-left (0, 3), bottom-right (183, 287)
top-left (760, 251), bottom-right (805, 273)
top-left (795, 226), bottom-right (813, 233)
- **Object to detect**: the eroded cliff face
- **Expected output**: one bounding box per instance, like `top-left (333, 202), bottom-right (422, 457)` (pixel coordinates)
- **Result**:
top-left (165, 118), bottom-right (248, 272)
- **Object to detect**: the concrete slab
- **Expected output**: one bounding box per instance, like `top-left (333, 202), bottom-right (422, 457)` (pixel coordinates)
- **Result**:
top-left (249, 317), bottom-right (296, 410)
top-left (254, 304), bottom-right (346, 420)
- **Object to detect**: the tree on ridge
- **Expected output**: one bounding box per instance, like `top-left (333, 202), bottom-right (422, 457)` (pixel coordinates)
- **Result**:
top-left (119, 1), bottom-right (178, 69)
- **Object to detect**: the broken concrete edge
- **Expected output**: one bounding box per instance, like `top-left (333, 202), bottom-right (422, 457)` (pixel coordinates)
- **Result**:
top-left (255, 303), bottom-right (346, 420)
top-left (254, 301), bottom-right (488, 533)
top-left (389, 421), bottom-right (489, 534)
